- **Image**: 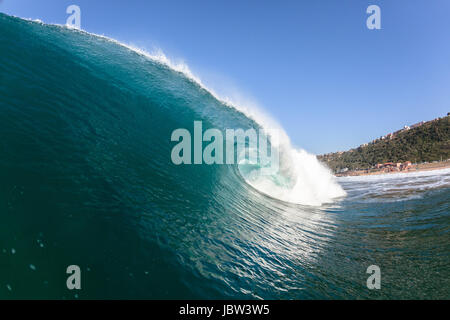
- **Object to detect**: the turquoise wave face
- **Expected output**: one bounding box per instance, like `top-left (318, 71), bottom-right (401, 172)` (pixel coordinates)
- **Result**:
top-left (1, 14), bottom-right (449, 299)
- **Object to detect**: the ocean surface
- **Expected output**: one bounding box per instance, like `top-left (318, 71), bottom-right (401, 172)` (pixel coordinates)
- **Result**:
top-left (0, 14), bottom-right (449, 299)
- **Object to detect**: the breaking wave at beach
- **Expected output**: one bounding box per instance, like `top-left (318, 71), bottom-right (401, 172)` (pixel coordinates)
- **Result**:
top-left (0, 14), bottom-right (449, 299)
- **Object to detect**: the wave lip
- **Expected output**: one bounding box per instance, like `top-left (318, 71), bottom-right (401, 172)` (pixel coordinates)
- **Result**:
top-left (1, 13), bottom-right (346, 206)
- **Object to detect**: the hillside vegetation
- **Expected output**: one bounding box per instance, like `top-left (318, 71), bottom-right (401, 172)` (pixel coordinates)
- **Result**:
top-left (318, 115), bottom-right (450, 172)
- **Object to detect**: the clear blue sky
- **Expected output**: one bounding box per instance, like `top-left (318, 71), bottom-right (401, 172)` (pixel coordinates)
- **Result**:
top-left (1, 0), bottom-right (449, 154)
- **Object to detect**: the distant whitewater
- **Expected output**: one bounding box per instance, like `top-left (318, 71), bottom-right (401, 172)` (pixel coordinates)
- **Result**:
top-left (1, 14), bottom-right (448, 300)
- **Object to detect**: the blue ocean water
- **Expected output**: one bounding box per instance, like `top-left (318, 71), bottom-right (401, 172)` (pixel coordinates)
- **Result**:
top-left (0, 14), bottom-right (449, 299)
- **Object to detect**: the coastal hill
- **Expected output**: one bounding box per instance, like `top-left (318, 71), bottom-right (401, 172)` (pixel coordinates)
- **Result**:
top-left (318, 114), bottom-right (450, 173)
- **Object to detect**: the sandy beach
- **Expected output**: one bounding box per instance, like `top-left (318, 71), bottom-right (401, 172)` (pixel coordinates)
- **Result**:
top-left (335, 160), bottom-right (450, 177)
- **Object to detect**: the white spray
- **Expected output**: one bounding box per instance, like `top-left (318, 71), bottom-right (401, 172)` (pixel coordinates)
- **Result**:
top-left (20, 17), bottom-right (347, 206)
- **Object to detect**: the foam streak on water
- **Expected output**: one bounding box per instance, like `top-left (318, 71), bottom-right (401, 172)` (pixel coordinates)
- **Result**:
top-left (339, 168), bottom-right (450, 202)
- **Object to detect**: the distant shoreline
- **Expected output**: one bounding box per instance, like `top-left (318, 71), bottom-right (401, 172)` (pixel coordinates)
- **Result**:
top-left (335, 160), bottom-right (450, 177)
top-left (319, 115), bottom-right (449, 176)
